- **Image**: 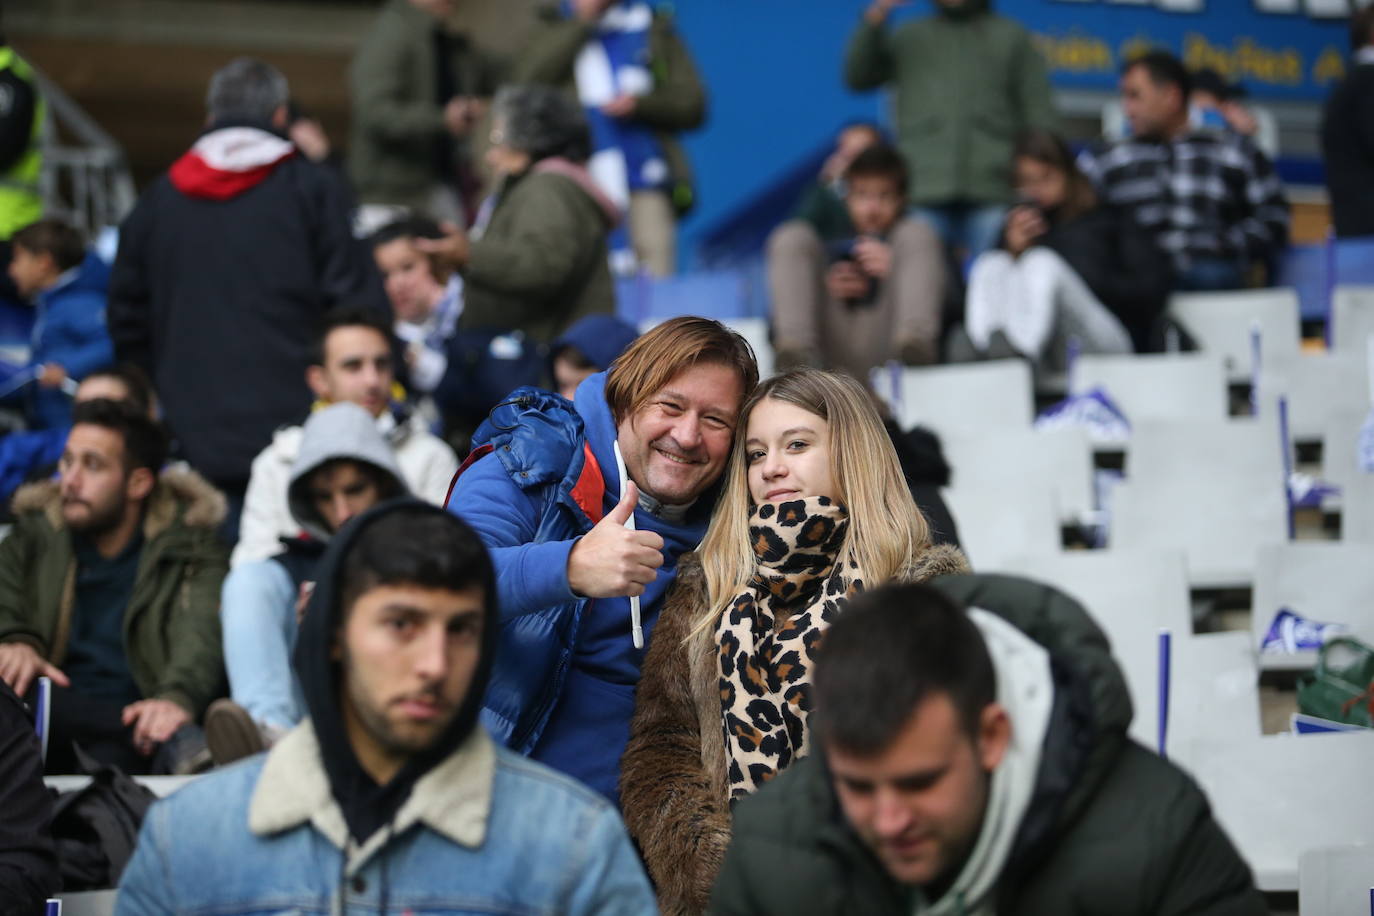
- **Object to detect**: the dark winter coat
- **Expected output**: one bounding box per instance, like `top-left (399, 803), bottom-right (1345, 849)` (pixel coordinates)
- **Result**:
top-left (1029, 204), bottom-right (1173, 352)
top-left (107, 134), bottom-right (387, 484)
top-left (1321, 60), bottom-right (1374, 239)
top-left (0, 468), bottom-right (229, 718)
top-left (0, 679), bottom-right (58, 913)
top-left (710, 573), bottom-right (1266, 916)
top-left (620, 545), bottom-right (970, 915)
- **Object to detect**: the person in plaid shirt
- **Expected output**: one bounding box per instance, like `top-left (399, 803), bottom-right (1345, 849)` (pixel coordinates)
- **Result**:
top-left (1078, 50), bottom-right (1289, 292)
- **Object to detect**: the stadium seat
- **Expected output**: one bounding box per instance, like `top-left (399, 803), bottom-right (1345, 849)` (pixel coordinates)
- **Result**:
top-left (1073, 352), bottom-right (1228, 431)
top-left (1298, 845), bottom-right (1374, 916)
top-left (1188, 731), bottom-right (1374, 892)
top-left (1255, 353), bottom-right (1371, 444)
top-left (51, 891), bottom-right (116, 916)
top-left (997, 550), bottom-right (1258, 760)
top-left (1168, 288), bottom-right (1301, 383)
top-left (1110, 418), bottom-right (1288, 588)
top-left (1341, 469), bottom-right (1374, 542)
top-left (1251, 542), bottom-right (1374, 672)
top-left (872, 361), bottom-right (1034, 440)
top-left (1329, 285), bottom-right (1374, 357)
top-left (1321, 412), bottom-right (1366, 512)
top-left (943, 483), bottom-right (1058, 573)
top-left (942, 427), bottom-right (1094, 523)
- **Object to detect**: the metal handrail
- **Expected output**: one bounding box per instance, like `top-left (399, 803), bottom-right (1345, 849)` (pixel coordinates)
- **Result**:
top-left (29, 66), bottom-right (137, 236)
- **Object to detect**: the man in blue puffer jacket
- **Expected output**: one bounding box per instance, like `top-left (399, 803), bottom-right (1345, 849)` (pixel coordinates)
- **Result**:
top-left (448, 316), bottom-right (757, 804)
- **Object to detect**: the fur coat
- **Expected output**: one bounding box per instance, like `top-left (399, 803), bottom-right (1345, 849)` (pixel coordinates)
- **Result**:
top-left (619, 542), bottom-right (969, 915)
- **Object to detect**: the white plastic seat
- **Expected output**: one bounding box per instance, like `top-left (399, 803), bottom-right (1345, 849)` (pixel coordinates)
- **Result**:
top-left (1329, 285), bottom-right (1374, 357)
top-left (1251, 542), bottom-right (1374, 672)
top-left (1320, 411), bottom-right (1365, 512)
top-left (1110, 418), bottom-right (1288, 588)
top-left (1073, 352), bottom-right (1228, 435)
top-left (1342, 469), bottom-right (1374, 543)
top-left (943, 484), bottom-right (1059, 572)
top-left (942, 427), bottom-right (1094, 523)
top-left (721, 317), bottom-right (774, 382)
top-left (1168, 288), bottom-right (1301, 383)
top-left (1256, 353), bottom-right (1371, 444)
top-left (1298, 845), bottom-right (1374, 916)
top-left (1187, 731), bottom-right (1374, 892)
top-left (872, 361), bottom-right (1034, 439)
top-left (998, 551), bottom-right (1258, 759)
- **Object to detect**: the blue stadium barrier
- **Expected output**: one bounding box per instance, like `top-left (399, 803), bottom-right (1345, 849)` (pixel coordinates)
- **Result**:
top-left (1277, 236), bottom-right (1374, 324)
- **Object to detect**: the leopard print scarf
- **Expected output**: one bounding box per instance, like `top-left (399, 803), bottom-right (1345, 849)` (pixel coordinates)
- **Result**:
top-left (717, 495), bottom-right (864, 803)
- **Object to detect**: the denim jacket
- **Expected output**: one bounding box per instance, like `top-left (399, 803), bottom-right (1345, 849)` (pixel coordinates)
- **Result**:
top-left (115, 722), bottom-right (657, 915)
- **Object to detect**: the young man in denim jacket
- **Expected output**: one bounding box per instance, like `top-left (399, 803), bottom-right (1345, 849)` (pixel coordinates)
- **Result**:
top-left (116, 502), bottom-right (655, 914)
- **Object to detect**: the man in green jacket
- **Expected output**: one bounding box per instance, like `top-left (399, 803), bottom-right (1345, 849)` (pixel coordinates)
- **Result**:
top-left (845, 0), bottom-right (1057, 260)
top-left (514, 0), bottom-right (706, 276)
top-left (349, 0), bottom-right (505, 225)
top-left (712, 576), bottom-right (1266, 916)
top-left (0, 399), bottom-right (228, 774)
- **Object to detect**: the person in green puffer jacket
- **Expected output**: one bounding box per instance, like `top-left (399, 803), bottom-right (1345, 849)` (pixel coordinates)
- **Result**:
top-left (845, 0), bottom-right (1057, 260)
top-left (0, 400), bottom-right (228, 775)
top-left (711, 576), bottom-right (1266, 916)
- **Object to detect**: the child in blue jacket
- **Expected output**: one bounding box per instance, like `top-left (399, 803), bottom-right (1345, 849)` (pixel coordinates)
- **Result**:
top-left (7, 218), bottom-right (113, 428)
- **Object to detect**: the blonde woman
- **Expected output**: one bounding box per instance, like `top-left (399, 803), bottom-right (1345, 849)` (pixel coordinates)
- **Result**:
top-left (619, 368), bottom-right (967, 915)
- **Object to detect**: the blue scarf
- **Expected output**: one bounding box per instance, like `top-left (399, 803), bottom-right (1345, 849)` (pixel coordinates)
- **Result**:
top-left (563, 0), bottom-right (667, 274)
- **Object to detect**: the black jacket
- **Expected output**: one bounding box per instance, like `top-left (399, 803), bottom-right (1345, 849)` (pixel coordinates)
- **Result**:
top-left (712, 573), bottom-right (1265, 916)
top-left (0, 680), bottom-right (59, 912)
top-left (108, 130), bottom-right (389, 484)
top-left (1032, 204), bottom-right (1173, 352)
top-left (1321, 62), bottom-right (1374, 238)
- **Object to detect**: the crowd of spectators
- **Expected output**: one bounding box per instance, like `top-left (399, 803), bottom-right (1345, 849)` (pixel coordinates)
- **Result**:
top-left (0, 0), bottom-right (1367, 911)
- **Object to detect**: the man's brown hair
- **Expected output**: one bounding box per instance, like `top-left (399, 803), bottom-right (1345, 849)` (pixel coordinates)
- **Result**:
top-left (603, 317), bottom-right (758, 425)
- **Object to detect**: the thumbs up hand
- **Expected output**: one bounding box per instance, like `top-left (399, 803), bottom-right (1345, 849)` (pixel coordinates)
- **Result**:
top-left (567, 482), bottom-right (666, 599)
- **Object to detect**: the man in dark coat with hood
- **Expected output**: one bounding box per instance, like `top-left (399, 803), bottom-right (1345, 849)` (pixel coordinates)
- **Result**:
top-left (712, 577), bottom-right (1266, 915)
top-left (108, 57), bottom-right (388, 537)
top-left (116, 502), bottom-right (656, 914)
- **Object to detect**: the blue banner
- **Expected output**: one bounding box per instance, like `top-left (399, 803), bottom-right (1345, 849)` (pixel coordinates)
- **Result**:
top-left (1009, 0), bottom-right (1357, 101)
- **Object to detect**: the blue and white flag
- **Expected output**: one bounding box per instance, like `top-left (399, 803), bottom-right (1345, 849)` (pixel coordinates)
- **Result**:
top-left (566, 0), bottom-right (669, 275)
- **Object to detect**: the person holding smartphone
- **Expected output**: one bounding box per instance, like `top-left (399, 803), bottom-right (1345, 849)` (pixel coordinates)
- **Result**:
top-left (956, 129), bottom-right (1172, 367)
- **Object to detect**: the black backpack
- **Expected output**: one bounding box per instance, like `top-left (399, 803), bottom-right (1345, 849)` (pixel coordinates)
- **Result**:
top-left (49, 746), bottom-right (156, 890)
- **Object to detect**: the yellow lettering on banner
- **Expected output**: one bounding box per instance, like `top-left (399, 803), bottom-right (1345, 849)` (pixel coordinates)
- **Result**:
top-left (1033, 31), bottom-right (1116, 73)
top-left (1312, 46), bottom-right (1347, 84)
top-left (1182, 32), bottom-right (1304, 86)
top-left (1120, 35), bottom-right (1158, 64)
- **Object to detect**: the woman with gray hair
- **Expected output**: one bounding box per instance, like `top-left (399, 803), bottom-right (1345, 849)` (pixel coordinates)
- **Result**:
top-left (419, 84), bottom-right (619, 344)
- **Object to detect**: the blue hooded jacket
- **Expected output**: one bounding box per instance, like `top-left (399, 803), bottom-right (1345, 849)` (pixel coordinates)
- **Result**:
top-left (448, 371), bottom-right (713, 802)
top-left (28, 252), bottom-right (113, 428)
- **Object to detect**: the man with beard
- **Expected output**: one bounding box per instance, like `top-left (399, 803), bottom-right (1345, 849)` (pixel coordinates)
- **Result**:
top-left (116, 502), bottom-right (655, 914)
top-left (0, 399), bottom-right (228, 774)
top-left (447, 316), bottom-right (757, 803)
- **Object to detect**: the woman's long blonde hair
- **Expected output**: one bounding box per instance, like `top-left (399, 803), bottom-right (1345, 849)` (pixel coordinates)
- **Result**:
top-left (691, 368), bottom-right (931, 640)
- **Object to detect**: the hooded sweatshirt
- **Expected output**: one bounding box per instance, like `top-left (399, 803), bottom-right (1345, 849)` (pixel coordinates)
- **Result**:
top-left (292, 499), bottom-right (500, 846)
top-left (549, 313), bottom-right (639, 378)
top-left (108, 121), bottom-right (389, 485)
top-left (272, 401), bottom-right (410, 584)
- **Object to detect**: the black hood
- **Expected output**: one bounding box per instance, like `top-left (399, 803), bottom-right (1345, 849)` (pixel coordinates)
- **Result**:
top-left (293, 499), bottom-right (499, 844)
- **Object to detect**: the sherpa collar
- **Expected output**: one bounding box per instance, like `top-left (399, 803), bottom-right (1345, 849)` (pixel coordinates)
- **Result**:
top-left (248, 719), bottom-right (496, 873)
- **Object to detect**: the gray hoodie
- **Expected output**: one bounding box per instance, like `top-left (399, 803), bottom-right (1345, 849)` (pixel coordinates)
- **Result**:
top-left (285, 402), bottom-right (408, 543)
